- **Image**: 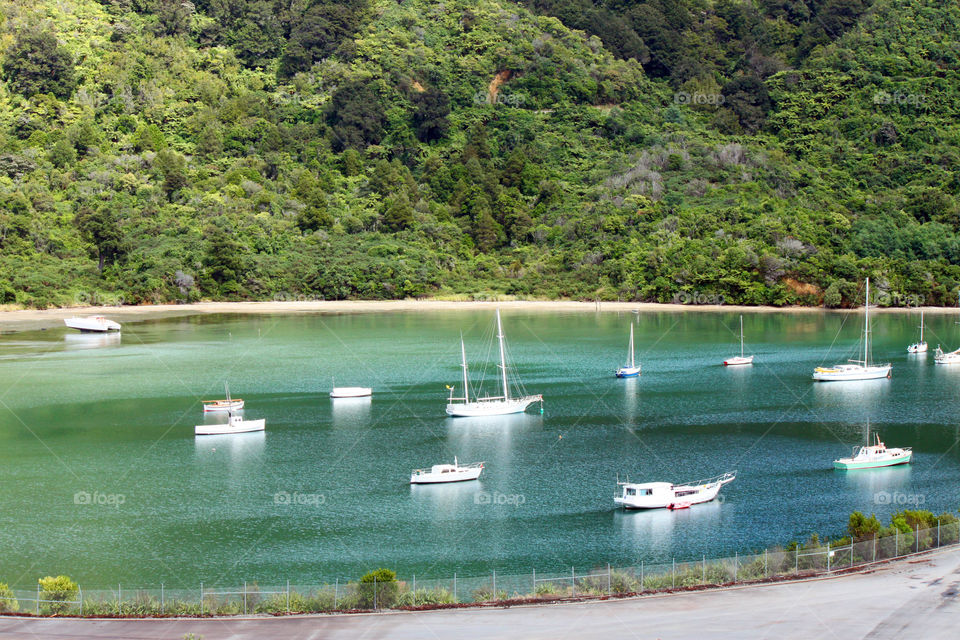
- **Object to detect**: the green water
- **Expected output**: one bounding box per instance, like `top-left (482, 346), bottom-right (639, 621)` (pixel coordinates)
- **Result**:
top-left (1, 309), bottom-right (959, 588)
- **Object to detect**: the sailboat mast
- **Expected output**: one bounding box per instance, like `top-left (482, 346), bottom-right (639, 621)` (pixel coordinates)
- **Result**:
top-left (920, 310), bottom-right (924, 342)
top-left (460, 334), bottom-right (469, 402)
top-left (739, 315), bottom-right (744, 358)
top-left (225, 381), bottom-right (231, 402)
top-left (628, 324), bottom-right (635, 368)
top-left (864, 277), bottom-right (870, 367)
top-left (496, 310), bottom-right (509, 401)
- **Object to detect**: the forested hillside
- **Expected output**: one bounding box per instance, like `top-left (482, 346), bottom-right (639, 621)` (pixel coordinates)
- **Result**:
top-left (0, 0), bottom-right (958, 308)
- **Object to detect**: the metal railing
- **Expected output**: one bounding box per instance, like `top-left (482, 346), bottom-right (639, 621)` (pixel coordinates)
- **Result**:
top-left (1, 521), bottom-right (955, 616)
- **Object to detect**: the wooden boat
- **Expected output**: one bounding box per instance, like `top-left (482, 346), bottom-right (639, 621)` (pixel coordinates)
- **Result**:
top-left (203, 383), bottom-right (244, 412)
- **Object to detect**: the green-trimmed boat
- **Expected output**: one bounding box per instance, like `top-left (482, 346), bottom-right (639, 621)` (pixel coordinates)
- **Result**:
top-left (833, 433), bottom-right (912, 470)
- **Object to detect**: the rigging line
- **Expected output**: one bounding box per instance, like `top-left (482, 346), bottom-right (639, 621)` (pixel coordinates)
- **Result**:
top-left (818, 279), bottom-right (865, 367)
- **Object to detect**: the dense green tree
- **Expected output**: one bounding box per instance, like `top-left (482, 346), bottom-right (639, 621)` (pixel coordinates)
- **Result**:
top-left (325, 81), bottom-right (386, 151)
top-left (1, 28), bottom-right (77, 99)
top-left (411, 87), bottom-right (451, 143)
top-left (75, 207), bottom-right (127, 272)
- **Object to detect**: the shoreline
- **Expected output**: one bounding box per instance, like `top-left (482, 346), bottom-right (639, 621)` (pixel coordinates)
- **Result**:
top-left (0, 299), bottom-right (942, 332)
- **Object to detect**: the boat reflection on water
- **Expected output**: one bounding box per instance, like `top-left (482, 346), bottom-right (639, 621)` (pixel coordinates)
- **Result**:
top-left (194, 430), bottom-right (265, 462)
top-left (63, 332), bottom-right (122, 350)
top-left (812, 377), bottom-right (891, 405)
top-left (613, 500), bottom-right (723, 556)
top-left (840, 463), bottom-right (913, 503)
top-left (331, 396), bottom-right (372, 428)
top-left (409, 479), bottom-right (481, 510)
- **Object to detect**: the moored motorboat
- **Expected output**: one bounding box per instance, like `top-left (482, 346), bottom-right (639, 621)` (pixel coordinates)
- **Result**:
top-left (614, 471), bottom-right (736, 510)
top-left (64, 316), bottom-right (121, 332)
top-left (834, 433), bottom-right (911, 470)
top-left (410, 457), bottom-right (483, 484)
top-left (615, 324), bottom-right (641, 378)
top-left (195, 412), bottom-right (265, 436)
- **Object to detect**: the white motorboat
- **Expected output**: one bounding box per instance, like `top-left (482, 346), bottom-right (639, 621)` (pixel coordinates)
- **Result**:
top-left (813, 278), bottom-right (891, 381)
top-left (723, 315), bottom-right (754, 366)
top-left (615, 471), bottom-right (736, 510)
top-left (330, 387), bottom-right (373, 398)
top-left (195, 412), bottom-right (265, 436)
top-left (615, 324), bottom-right (641, 377)
top-left (64, 316), bottom-right (121, 332)
top-left (446, 310), bottom-right (542, 417)
top-left (834, 432), bottom-right (912, 470)
top-left (907, 310), bottom-right (927, 353)
top-left (409, 457), bottom-right (484, 484)
top-left (203, 382), bottom-right (244, 412)
top-left (935, 346), bottom-right (960, 364)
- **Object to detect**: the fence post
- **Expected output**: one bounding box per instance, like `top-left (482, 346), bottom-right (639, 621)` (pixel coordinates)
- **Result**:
top-left (243, 580), bottom-right (247, 615)
top-left (334, 578), bottom-right (338, 610)
top-left (916, 525), bottom-right (920, 553)
top-left (286, 579), bottom-right (289, 613)
top-left (413, 574), bottom-right (416, 596)
top-left (827, 543), bottom-right (831, 572)
top-left (764, 549), bottom-right (768, 577)
top-left (795, 547), bottom-right (798, 574)
top-left (161, 583), bottom-right (164, 614)
top-left (896, 529), bottom-right (899, 556)
top-left (200, 582), bottom-right (204, 616)
top-left (571, 567), bottom-right (575, 597)
top-left (493, 570), bottom-right (497, 600)
top-left (734, 552), bottom-right (738, 582)
top-left (454, 573), bottom-right (457, 603)
top-left (672, 558), bottom-right (675, 589)
top-left (36, 582), bottom-right (40, 615)
top-left (373, 576), bottom-right (377, 611)
top-left (850, 543), bottom-right (853, 568)
top-left (640, 560), bottom-right (644, 593)
top-left (607, 563), bottom-right (611, 595)
top-left (118, 584), bottom-right (122, 616)
top-left (873, 536), bottom-right (877, 562)
top-left (702, 555), bottom-right (706, 584)
top-left (938, 519), bottom-right (941, 547)
top-left (532, 568), bottom-right (536, 595)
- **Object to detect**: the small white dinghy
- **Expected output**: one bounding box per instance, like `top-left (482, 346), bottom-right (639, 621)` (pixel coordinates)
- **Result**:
top-left (195, 411), bottom-right (265, 436)
top-left (64, 316), bottom-right (121, 332)
top-left (330, 387), bottom-right (372, 398)
top-left (410, 457), bottom-right (484, 484)
top-left (723, 315), bottom-right (754, 366)
top-left (203, 382), bottom-right (244, 412)
top-left (614, 471), bottom-right (736, 510)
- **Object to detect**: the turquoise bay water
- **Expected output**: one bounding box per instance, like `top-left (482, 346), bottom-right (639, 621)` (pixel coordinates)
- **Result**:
top-left (1, 309), bottom-right (960, 587)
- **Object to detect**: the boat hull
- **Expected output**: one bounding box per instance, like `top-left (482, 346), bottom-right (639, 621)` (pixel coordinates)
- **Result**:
top-left (812, 365), bottom-right (892, 381)
top-left (615, 366), bottom-right (641, 378)
top-left (203, 400), bottom-right (245, 412)
top-left (410, 469), bottom-right (482, 484)
top-left (834, 452), bottom-right (912, 470)
top-left (907, 343), bottom-right (928, 353)
top-left (195, 419), bottom-right (265, 435)
top-left (446, 395), bottom-right (542, 417)
top-left (64, 317), bottom-right (121, 332)
top-left (330, 387), bottom-right (373, 398)
top-left (723, 356), bottom-right (754, 366)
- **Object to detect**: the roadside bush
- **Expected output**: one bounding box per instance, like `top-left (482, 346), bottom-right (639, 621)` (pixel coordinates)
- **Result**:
top-left (0, 583), bottom-right (18, 612)
top-left (38, 575), bottom-right (78, 614)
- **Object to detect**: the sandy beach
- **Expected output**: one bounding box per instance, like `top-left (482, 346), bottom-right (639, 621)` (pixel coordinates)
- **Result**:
top-left (0, 298), bottom-right (943, 332)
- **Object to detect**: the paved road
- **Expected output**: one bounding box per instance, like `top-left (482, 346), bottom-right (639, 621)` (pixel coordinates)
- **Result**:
top-left (3, 549), bottom-right (959, 639)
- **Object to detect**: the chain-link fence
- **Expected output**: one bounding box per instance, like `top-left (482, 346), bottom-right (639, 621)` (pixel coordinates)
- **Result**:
top-left (2, 520), bottom-right (957, 616)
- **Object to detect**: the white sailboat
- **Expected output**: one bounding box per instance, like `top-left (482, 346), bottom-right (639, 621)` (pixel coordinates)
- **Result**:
top-left (445, 310), bottom-right (542, 417)
top-left (935, 294), bottom-right (960, 363)
top-left (723, 315), bottom-right (754, 366)
top-left (195, 411), bottom-right (265, 435)
top-left (813, 278), bottom-right (892, 381)
top-left (907, 310), bottom-right (927, 353)
top-left (615, 324), bottom-right (641, 377)
top-left (202, 382), bottom-right (245, 412)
